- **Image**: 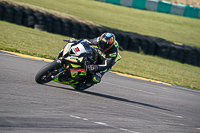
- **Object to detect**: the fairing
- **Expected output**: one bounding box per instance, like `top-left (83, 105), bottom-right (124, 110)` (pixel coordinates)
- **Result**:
top-left (63, 40), bottom-right (93, 64)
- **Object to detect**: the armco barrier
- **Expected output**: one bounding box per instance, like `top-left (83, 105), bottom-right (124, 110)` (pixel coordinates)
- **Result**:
top-left (132, 0), bottom-right (146, 9)
top-left (145, 0), bottom-right (158, 11)
top-left (99, 0), bottom-right (200, 19)
top-left (157, 1), bottom-right (171, 13)
top-left (0, 1), bottom-right (200, 67)
top-left (170, 3), bottom-right (185, 16)
top-left (184, 5), bottom-right (199, 18)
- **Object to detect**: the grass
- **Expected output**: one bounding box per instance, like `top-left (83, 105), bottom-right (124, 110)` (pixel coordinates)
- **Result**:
top-left (112, 51), bottom-right (200, 89)
top-left (0, 21), bottom-right (200, 89)
top-left (0, 21), bottom-right (70, 58)
top-left (9, 0), bottom-right (200, 48)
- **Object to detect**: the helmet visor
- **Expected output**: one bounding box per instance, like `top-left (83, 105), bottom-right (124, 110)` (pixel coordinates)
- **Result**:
top-left (99, 40), bottom-right (109, 50)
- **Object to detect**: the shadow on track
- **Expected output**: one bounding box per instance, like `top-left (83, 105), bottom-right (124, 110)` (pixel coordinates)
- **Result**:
top-left (44, 84), bottom-right (171, 112)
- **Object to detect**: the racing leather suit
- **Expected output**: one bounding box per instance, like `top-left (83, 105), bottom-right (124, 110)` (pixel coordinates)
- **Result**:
top-left (88, 37), bottom-right (121, 84)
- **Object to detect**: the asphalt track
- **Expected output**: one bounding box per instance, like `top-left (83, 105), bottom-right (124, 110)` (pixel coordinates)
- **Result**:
top-left (0, 52), bottom-right (200, 133)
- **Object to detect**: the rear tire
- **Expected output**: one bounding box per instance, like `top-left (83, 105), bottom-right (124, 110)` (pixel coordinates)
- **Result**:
top-left (35, 60), bottom-right (61, 84)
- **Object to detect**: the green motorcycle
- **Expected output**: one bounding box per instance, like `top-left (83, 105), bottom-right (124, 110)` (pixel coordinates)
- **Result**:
top-left (35, 39), bottom-right (95, 90)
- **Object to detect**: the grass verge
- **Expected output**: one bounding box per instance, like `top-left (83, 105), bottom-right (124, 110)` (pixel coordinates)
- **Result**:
top-left (0, 21), bottom-right (199, 89)
top-left (9, 0), bottom-right (200, 48)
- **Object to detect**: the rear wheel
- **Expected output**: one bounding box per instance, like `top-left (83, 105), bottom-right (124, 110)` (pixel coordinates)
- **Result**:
top-left (35, 60), bottom-right (61, 84)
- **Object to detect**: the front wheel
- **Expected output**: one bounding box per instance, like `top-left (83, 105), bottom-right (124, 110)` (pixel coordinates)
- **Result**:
top-left (35, 60), bottom-right (61, 84)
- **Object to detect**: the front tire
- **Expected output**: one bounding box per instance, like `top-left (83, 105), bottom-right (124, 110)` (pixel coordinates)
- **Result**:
top-left (35, 60), bottom-right (61, 84)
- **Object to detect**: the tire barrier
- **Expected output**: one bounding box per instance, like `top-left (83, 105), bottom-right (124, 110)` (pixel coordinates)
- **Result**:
top-left (99, 0), bottom-right (200, 19)
top-left (0, 1), bottom-right (199, 67)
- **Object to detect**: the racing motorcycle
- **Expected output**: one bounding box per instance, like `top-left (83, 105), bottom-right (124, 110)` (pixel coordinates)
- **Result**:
top-left (35, 39), bottom-right (96, 90)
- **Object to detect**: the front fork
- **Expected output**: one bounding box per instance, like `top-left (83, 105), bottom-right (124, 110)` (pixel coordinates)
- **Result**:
top-left (50, 59), bottom-right (66, 79)
top-left (51, 67), bottom-right (65, 79)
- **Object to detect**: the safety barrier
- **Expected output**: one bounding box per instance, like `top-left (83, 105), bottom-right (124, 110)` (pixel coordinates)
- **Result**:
top-left (0, 1), bottom-right (199, 67)
top-left (99, 0), bottom-right (200, 19)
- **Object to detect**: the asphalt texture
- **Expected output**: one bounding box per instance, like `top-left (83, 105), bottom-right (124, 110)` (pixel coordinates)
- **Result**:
top-left (0, 52), bottom-right (200, 133)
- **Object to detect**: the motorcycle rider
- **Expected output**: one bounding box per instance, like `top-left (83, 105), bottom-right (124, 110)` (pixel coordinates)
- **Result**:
top-left (81, 32), bottom-right (121, 89)
top-left (59, 32), bottom-right (121, 90)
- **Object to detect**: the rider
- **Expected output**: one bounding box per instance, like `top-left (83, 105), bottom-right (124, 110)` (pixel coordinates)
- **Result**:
top-left (60, 33), bottom-right (121, 90)
top-left (82, 32), bottom-right (121, 89)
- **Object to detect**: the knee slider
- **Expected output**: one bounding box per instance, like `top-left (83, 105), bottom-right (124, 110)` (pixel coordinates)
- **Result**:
top-left (92, 75), bottom-right (101, 83)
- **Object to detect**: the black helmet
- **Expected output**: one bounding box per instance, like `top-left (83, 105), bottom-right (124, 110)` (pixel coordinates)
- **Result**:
top-left (98, 33), bottom-right (116, 51)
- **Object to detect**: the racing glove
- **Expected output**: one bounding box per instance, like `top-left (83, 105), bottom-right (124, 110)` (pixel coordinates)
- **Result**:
top-left (87, 65), bottom-right (98, 72)
top-left (68, 38), bottom-right (76, 43)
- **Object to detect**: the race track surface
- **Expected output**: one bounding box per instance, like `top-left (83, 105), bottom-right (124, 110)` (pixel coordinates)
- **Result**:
top-left (0, 52), bottom-right (200, 133)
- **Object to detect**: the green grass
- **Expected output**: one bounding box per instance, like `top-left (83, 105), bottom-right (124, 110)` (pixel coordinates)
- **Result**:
top-left (0, 21), bottom-right (199, 89)
top-left (0, 21), bottom-right (70, 58)
top-left (112, 51), bottom-right (200, 89)
top-left (10, 0), bottom-right (200, 48)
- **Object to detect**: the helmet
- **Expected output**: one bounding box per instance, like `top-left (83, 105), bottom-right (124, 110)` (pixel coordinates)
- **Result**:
top-left (98, 33), bottom-right (116, 51)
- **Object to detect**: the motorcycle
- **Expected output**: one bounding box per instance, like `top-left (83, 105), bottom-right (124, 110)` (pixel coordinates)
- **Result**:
top-left (35, 39), bottom-right (96, 90)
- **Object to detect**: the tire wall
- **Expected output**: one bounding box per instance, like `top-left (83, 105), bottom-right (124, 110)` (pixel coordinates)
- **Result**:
top-left (0, 2), bottom-right (199, 67)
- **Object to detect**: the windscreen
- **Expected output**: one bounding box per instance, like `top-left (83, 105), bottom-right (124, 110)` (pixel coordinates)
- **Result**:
top-left (80, 40), bottom-right (93, 54)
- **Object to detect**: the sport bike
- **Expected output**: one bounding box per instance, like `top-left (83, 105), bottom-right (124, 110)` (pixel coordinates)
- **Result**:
top-left (35, 39), bottom-right (96, 90)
